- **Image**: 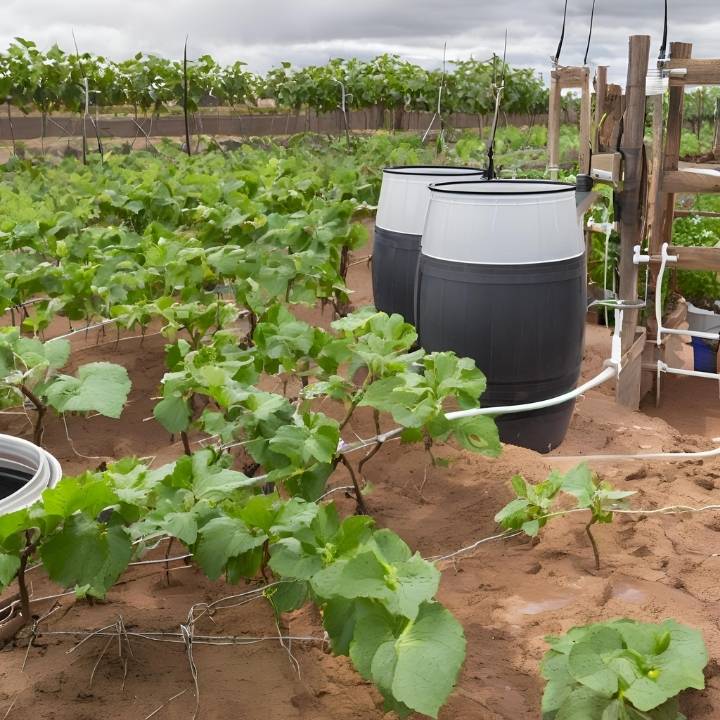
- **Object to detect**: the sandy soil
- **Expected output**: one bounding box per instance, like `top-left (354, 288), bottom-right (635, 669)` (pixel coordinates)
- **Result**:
top-left (2, 237), bottom-right (720, 719)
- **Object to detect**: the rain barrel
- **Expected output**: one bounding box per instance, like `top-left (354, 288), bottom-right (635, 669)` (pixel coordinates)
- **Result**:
top-left (0, 434), bottom-right (62, 514)
top-left (373, 166), bottom-right (485, 323)
top-left (416, 180), bottom-right (586, 453)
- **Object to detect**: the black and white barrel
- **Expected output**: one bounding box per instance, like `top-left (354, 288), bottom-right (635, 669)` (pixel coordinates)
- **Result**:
top-left (373, 166), bottom-right (485, 323)
top-left (416, 180), bottom-right (586, 453)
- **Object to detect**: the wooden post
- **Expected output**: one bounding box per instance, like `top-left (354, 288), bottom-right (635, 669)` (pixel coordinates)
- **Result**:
top-left (594, 66), bottom-right (608, 153)
top-left (660, 43), bottom-right (693, 246)
top-left (598, 83), bottom-right (623, 151)
top-left (714, 97), bottom-right (720, 158)
top-left (579, 67), bottom-right (592, 174)
top-left (644, 91), bottom-right (666, 346)
top-left (548, 70), bottom-right (561, 179)
top-left (615, 35), bottom-right (650, 410)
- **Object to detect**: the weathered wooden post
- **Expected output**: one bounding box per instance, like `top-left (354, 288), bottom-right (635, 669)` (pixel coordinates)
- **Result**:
top-left (593, 65), bottom-right (608, 153)
top-left (615, 35), bottom-right (650, 409)
top-left (548, 70), bottom-right (562, 180)
top-left (579, 67), bottom-right (592, 174)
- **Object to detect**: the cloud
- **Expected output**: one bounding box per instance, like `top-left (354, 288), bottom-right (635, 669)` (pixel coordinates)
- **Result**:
top-left (2, 0), bottom-right (719, 84)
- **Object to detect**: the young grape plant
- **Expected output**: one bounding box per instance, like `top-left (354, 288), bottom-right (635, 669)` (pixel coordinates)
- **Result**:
top-left (541, 619), bottom-right (708, 719)
top-left (495, 464), bottom-right (636, 569)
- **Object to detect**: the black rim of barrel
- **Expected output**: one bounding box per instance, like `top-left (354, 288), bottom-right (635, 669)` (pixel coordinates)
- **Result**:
top-left (382, 165), bottom-right (486, 176)
top-left (428, 179), bottom-right (576, 196)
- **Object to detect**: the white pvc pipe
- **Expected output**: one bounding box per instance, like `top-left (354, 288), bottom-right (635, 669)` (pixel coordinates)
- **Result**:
top-left (0, 434), bottom-right (62, 514)
top-left (444, 365), bottom-right (618, 421)
top-left (338, 363), bottom-right (620, 455)
top-left (655, 243), bottom-right (679, 348)
top-left (552, 443), bottom-right (720, 463)
top-left (656, 361), bottom-right (720, 381)
top-left (661, 327), bottom-right (720, 341)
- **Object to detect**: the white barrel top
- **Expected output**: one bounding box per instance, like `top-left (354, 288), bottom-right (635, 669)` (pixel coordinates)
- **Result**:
top-left (422, 180), bottom-right (585, 265)
top-left (375, 166), bottom-right (485, 236)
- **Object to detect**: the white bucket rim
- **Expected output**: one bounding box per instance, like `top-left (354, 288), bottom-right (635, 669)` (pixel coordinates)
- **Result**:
top-left (0, 434), bottom-right (62, 514)
top-left (429, 179), bottom-right (576, 196)
top-left (382, 165), bottom-right (486, 177)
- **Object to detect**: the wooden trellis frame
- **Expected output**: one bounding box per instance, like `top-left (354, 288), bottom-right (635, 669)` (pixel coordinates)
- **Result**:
top-left (548, 63), bottom-right (624, 181)
top-left (613, 36), bottom-right (651, 409)
top-left (547, 65), bottom-right (593, 179)
top-left (628, 41), bottom-right (720, 405)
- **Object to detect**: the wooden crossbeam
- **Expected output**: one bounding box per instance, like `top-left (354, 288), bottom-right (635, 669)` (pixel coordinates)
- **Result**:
top-left (590, 152), bottom-right (622, 183)
top-left (665, 245), bottom-right (720, 272)
top-left (662, 170), bottom-right (720, 194)
top-left (673, 209), bottom-right (720, 218)
top-left (553, 66), bottom-right (587, 89)
top-left (642, 245), bottom-right (720, 272)
top-left (666, 58), bottom-right (720, 86)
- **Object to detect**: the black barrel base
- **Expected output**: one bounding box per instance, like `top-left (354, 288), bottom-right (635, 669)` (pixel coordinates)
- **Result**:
top-left (495, 400), bottom-right (575, 454)
top-left (372, 226), bottom-right (420, 323)
top-left (417, 253), bottom-right (586, 454)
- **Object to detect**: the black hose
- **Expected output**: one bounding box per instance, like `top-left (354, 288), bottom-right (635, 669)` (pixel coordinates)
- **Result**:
top-left (659, 0), bottom-right (668, 59)
top-left (554, 0), bottom-right (569, 65)
top-left (583, 0), bottom-right (596, 66)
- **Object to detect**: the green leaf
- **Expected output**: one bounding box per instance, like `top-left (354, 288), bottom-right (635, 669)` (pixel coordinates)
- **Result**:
top-left (311, 548), bottom-right (439, 621)
top-left (449, 415), bottom-right (501, 456)
top-left (567, 628), bottom-right (623, 696)
top-left (0, 553), bottom-right (20, 589)
top-left (265, 580), bottom-right (308, 614)
top-left (555, 687), bottom-right (612, 720)
top-left (44, 362), bottom-right (131, 418)
top-left (43, 339), bottom-right (71, 369)
top-left (350, 601), bottom-right (466, 719)
top-left (269, 537), bottom-right (322, 580)
top-left (41, 476), bottom-right (119, 519)
top-left (194, 516), bottom-right (266, 580)
top-left (154, 394), bottom-right (191, 433)
top-left (561, 464), bottom-right (596, 508)
top-left (40, 514), bottom-right (132, 597)
top-left (161, 511), bottom-right (198, 545)
top-left (190, 451), bottom-right (255, 500)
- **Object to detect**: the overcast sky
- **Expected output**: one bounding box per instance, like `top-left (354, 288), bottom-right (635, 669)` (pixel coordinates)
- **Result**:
top-left (2, 0), bottom-right (719, 85)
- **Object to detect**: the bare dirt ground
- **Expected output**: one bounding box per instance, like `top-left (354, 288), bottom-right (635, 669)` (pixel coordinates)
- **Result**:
top-left (2, 238), bottom-right (720, 720)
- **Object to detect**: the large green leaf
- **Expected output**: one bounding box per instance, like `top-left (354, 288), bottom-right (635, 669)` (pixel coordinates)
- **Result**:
top-left (349, 600), bottom-right (466, 718)
top-left (449, 416), bottom-right (501, 456)
top-left (0, 553), bottom-right (20, 590)
top-left (154, 394), bottom-right (191, 433)
top-left (193, 516), bottom-right (267, 580)
top-left (40, 514), bottom-right (132, 597)
top-left (44, 362), bottom-right (131, 418)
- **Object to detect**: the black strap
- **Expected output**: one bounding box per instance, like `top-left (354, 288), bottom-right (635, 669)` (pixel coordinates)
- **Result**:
top-left (659, 0), bottom-right (668, 59)
top-left (583, 0), bottom-right (596, 66)
top-left (486, 33), bottom-right (508, 180)
top-left (554, 0), bottom-right (569, 65)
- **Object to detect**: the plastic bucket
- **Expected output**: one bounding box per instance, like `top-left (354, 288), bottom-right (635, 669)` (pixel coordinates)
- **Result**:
top-left (691, 337), bottom-right (718, 373)
top-left (0, 434), bottom-right (62, 514)
top-left (417, 180), bottom-right (586, 453)
top-left (373, 166), bottom-right (485, 323)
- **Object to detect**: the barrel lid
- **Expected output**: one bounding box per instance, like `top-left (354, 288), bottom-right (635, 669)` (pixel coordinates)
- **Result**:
top-left (383, 165), bottom-right (486, 177)
top-left (429, 179), bottom-right (575, 195)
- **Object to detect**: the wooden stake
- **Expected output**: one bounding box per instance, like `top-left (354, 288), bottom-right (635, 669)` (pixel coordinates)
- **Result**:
top-left (579, 67), bottom-right (592, 174)
top-left (616, 35), bottom-right (650, 410)
top-left (593, 66), bottom-right (608, 153)
top-left (660, 43), bottom-right (693, 246)
top-left (548, 70), bottom-right (561, 179)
